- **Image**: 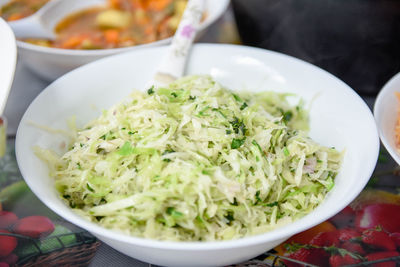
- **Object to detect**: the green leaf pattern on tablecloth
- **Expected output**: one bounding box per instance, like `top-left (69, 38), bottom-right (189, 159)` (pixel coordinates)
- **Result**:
top-left (0, 141), bottom-right (21, 188)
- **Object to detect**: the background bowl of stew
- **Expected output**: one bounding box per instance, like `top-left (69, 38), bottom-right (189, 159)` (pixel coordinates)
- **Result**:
top-left (1, 0), bottom-right (230, 81)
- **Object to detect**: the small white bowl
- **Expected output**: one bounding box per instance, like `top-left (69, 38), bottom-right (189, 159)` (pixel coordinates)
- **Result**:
top-left (13, 0), bottom-right (229, 81)
top-left (0, 17), bottom-right (17, 111)
top-left (16, 44), bottom-right (379, 267)
top-left (374, 72), bottom-right (400, 165)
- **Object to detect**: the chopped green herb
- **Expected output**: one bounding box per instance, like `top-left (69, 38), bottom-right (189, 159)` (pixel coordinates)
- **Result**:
top-left (224, 210), bottom-right (234, 224)
top-left (230, 117), bottom-right (247, 135)
top-left (283, 111), bottom-right (293, 122)
top-left (86, 183), bottom-right (94, 192)
top-left (254, 190), bottom-right (262, 205)
top-left (198, 106), bottom-right (210, 116)
top-left (232, 94), bottom-right (242, 102)
top-left (95, 216), bottom-right (104, 221)
top-left (212, 108), bottom-right (227, 118)
top-left (249, 166), bottom-right (255, 175)
top-left (276, 211), bottom-right (284, 219)
top-left (240, 102), bottom-right (248, 110)
top-left (252, 140), bottom-right (263, 153)
top-left (147, 86), bottom-right (155, 95)
top-left (231, 138), bottom-right (245, 149)
top-left (96, 147), bottom-right (106, 154)
top-left (166, 207), bottom-right (183, 219)
top-left (264, 201), bottom-right (279, 207)
top-left (195, 215), bottom-right (204, 224)
top-left (171, 92), bottom-right (178, 98)
top-left (202, 170), bottom-right (210, 175)
top-left (162, 149), bottom-right (175, 155)
top-left (232, 198), bottom-right (238, 206)
top-left (283, 147), bottom-right (290, 156)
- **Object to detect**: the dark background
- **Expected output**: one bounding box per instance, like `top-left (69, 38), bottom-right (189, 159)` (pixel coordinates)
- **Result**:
top-left (232, 0), bottom-right (400, 96)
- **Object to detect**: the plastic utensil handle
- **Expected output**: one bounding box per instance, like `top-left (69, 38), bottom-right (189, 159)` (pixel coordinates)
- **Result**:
top-left (8, 16), bottom-right (52, 39)
top-left (8, 0), bottom-right (106, 39)
top-left (153, 0), bottom-right (204, 86)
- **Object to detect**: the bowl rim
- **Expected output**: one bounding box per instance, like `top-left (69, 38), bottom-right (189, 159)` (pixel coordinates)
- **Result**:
top-left (374, 72), bottom-right (400, 165)
top-left (16, 43), bottom-right (379, 251)
top-left (15, 0), bottom-right (230, 56)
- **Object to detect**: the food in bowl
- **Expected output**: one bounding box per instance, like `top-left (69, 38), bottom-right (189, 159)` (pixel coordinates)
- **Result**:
top-left (0, 0), bottom-right (50, 21)
top-left (35, 75), bottom-right (342, 241)
top-left (13, 1), bottom-right (228, 81)
top-left (23, 0), bottom-right (189, 49)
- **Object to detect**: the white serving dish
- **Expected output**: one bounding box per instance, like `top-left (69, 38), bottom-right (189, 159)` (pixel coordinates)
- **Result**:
top-left (16, 44), bottom-right (379, 267)
top-left (374, 72), bottom-right (400, 165)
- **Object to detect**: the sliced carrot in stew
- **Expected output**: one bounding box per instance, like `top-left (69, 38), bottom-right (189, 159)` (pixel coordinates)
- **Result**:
top-left (130, 0), bottom-right (146, 10)
top-left (104, 29), bottom-right (120, 44)
top-left (7, 13), bottom-right (24, 21)
top-left (109, 0), bottom-right (121, 9)
top-left (148, 0), bottom-right (173, 11)
top-left (61, 35), bottom-right (88, 49)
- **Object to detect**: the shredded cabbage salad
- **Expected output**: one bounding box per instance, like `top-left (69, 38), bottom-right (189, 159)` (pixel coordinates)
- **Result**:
top-left (36, 75), bottom-right (342, 241)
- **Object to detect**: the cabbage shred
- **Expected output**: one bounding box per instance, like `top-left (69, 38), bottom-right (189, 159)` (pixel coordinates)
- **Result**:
top-left (40, 75), bottom-right (342, 241)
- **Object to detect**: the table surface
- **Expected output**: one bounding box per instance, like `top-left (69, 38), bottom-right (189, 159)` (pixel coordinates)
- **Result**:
top-left (2, 5), bottom-right (400, 267)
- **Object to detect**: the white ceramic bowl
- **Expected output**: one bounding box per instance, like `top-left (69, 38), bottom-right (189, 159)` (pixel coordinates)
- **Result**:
top-left (0, 17), bottom-right (16, 160)
top-left (16, 44), bottom-right (379, 267)
top-left (0, 17), bottom-right (17, 112)
top-left (11, 0), bottom-right (229, 81)
top-left (374, 72), bottom-right (400, 165)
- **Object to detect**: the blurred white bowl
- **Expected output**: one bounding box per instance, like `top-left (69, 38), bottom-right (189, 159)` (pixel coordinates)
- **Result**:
top-left (374, 72), bottom-right (400, 165)
top-left (12, 0), bottom-right (230, 81)
top-left (16, 44), bottom-right (379, 267)
top-left (0, 17), bottom-right (17, 156)
top-left (0, 18), bottom-right (17, 106)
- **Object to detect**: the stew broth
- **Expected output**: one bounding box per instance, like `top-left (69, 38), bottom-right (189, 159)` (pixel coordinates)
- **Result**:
top-left (24, 0), bottom-right (188, 49)
top-left (0, 0), bottom-right (50, 21)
